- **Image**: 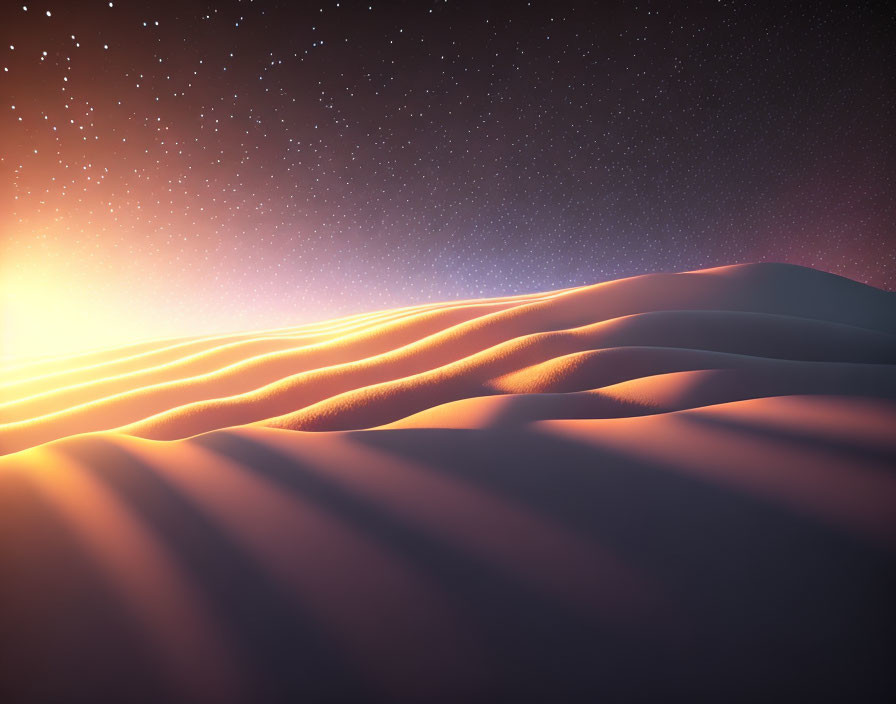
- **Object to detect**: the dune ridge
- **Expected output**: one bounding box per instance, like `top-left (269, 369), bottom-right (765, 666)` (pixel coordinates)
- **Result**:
top-left (0, 295), bottom-right (558, 422)
top-left (0, 288), bottom-right (565, 395)
top-left (1, 262), bottom-right (894, 455)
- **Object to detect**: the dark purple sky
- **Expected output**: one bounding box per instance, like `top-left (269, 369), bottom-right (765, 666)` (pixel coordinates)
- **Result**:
top-left (2, 0), bottom-right (893, 355)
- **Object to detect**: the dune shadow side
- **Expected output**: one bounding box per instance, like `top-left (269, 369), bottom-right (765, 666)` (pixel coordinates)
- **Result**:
top-left (192, 430), bottom-right (660, 702)
top-left (350, 425), bottom-right (896, 701)
top-left (6, 421), bottom-right (895, 703)
top-left (53, 437), bottom-right (372, 704)
top-left (680, 406), bottom-right (896, 473)
top-left (0, 460), bottom-right (172, 704)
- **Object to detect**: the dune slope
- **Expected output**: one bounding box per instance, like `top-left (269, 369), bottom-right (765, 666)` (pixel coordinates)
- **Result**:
top-left (2, 262), bottom-right (894, 452)
top-left (1, 262), bottom-right (894, 702)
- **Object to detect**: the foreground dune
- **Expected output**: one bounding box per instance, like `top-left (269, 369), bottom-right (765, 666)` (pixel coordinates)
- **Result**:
top-left (1, 263), bottom-right (894, 702)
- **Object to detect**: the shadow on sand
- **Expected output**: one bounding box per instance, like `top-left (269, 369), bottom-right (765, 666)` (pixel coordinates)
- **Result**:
top-left (2, 422), bottom-right (893, 702)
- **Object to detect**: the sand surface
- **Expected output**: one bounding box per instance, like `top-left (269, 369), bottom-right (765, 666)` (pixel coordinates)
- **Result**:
top-left (1, 263), bottom-right (894, 702)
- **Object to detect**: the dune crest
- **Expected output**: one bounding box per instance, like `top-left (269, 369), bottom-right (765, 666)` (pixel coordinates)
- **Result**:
top-left (1, 262), bottom-right (895, 454)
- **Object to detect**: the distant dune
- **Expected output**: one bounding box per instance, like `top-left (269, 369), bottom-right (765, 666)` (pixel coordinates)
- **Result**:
top-left (2, 263), bottom-right (895, 702)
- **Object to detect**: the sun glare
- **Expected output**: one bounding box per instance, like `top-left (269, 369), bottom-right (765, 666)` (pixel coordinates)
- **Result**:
top-left (0, 264), bottom-right (148, 363)
top-left (3, 270), bottom-right (91, 362)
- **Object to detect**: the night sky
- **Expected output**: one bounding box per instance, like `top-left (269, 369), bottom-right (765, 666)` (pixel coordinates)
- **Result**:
top-left (2, 1), bottom-right (893, 358)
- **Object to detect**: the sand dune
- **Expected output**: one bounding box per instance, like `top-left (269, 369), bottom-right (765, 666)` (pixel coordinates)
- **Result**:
top-left (1, 263), bottom-right (894, 701)
top-left (382, 364), bottom-right (896, 429)
top-left (0, 289), bottom-right (562, 399)
top-left (0, 296), bottom-right (553, 422)
top-left (254, 317), bottom-right (896, 433)
top-left (2, 262), bottom-right (894, 453)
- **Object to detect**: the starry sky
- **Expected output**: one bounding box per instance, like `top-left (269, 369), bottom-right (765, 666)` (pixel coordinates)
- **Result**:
top-left (2, 1), bottom-right (893, 359)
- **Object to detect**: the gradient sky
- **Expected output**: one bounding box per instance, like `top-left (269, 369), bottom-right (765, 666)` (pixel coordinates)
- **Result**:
top-left (2, 0), bottom-right (893, 360)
